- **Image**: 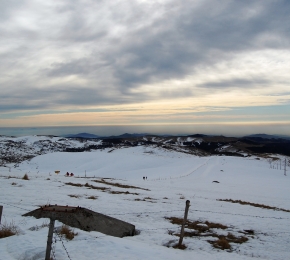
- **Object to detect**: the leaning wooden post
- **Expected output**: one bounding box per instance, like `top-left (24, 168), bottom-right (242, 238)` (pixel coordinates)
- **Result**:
top-left (45, 218), bottom-right (55, 260)
top-left (178, 200), bottom-right (190, 247)
top-left (0, 205), bottom-right (3, 224)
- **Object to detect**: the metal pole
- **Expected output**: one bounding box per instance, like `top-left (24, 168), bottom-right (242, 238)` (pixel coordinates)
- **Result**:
top-left (45, 218), bottom-right (55, 260)
top-left (285, 158), bottom-right (287, 176)
top-left (0, 206), bottom-right (3, 225)
top-left (178, 200), bottom-right (190, 247)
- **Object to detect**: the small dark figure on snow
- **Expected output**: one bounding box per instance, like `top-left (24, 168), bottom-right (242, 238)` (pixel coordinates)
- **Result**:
top-left (143, 176), bottom-right (145, 180)
top-left (70, 173), bottom-right (74, 177)
top-left (66, 172), bottom-right (69, 176)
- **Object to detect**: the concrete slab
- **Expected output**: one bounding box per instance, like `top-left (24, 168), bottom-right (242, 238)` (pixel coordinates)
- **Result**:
top-left (23, 205), bottom-right (135, 238)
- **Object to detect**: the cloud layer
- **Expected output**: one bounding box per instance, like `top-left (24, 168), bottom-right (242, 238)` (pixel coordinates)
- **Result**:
top-left (0, 0), bottom-right (290, 130)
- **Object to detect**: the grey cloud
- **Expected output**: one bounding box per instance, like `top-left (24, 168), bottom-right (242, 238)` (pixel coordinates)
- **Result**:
top-left (0, 82), bottom-right (150, 114)
top-left (198, 78), bottom-right (271, 90)
top-left (0, 0), bottom-right (26, 22)
top-left (96, 0), bottom-right (290, 90)
top-left (1, 0), bottom-right (290, 113)
top-left (47, 58), bottom-right (107, 77)
top-left (38, 0), bottom-right (290, 87)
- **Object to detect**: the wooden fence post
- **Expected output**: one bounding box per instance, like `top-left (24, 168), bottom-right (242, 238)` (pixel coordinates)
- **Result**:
top-left (178, 200), bottom-right (190, 247)
top-left (45, 218), bottom-right (55, 260)
top-left (0, 205), bottom-right (3, 225)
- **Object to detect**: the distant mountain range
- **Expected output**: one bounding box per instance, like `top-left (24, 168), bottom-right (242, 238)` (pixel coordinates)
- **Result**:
top-left (64, 133), bottom-right (101, 138)
top-left (64, 132), bottom-right (290, 141)
top-left (243, 134), bottom-right (290, 140)
top-left (64, 132), bottom-right (150, 139)
top-left (1, 132), bottom-right (290, 167)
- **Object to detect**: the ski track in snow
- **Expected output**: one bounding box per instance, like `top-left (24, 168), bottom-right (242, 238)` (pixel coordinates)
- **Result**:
top-left (0, 145), bottom-right (290, 260)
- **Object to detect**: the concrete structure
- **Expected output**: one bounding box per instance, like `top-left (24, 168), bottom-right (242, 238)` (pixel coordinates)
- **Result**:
top-left (23, 205), bottom-right (135, 238)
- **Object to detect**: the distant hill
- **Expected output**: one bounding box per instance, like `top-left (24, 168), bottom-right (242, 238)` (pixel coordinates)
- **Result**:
top-left (243, 134), bottom-right (290, 140)
top-left (1, 132), bottom-right (290, 167)
top-left (102, 133), bottom-right (150, 139)
top-left (64, 132), bottom-right (150, 139)
top-left (187, 134), bottom-right (208, 138)
top-left (118, 133), bottom-right (149, 138)
top-left (64, 133), bottom-right (101, 139)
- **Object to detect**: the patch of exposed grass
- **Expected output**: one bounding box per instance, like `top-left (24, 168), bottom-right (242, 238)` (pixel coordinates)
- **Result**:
top-left (65, 182), bottom-right (109, 191)
top-left (144, 196), bottom-right (156, 200)
top-left (92, 179), bottom-right (150, 191)
top-left (0, 221), bottom-right (20, 239)
top-left (68, 194), bottom-right (81, 198)
top-left (110, 190), bottom-right (139, 195)
top-left (218, 199), bottom-right (290, 213)
top-left (65, 181), bottom-right (141, 196)
top-left (208, 233), bottom-right (248, 250)
top-left (227, 232), bottom-right (248, 244)
top-left (165, 217), bottom-right (250, 251)
top-left (22, 173), bottom-right (29, 180)
top-left (84, 182), bottom-right (109, 191)
top-left (87, 195), bottom-right (98, 200)
top-left (134, 197), bottom-right (156, 202)
top-left (211, 237), bottom-right (231, 250)
top-left (7, 176), bottom-right (17, 179)
top-left (59, 225), bottom-right (78, 240)
top-left (173, 243), bottom-right (187, 250)
top-left (204, 221), bottom-right (227, 230)
top-left (65, 182), bottom-right (83, 187)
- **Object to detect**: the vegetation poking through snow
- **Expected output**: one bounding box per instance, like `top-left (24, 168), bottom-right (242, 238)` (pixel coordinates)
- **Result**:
top-left (218, 199), bottom-right (290, 213)
top-left (22, 173), bottom-right (29, 180)
top-left (87, 195), bottom-right (98, 200)
top-left (134, 197), bottom-right (157, 202)
top-left (92, 178), bottom-right (150, 191)
top-left (0, 221), bottom-right (20, 239)
top-left (65, 182), bottom-right (109, 191)
top-left (68, 194), bottom-right (82, 198)
top-left (58, 225), bottom-right (78, 240)
top-left (166, 217), bottom-right (250, 251)
top-left (65, 181), bottom-right (140, 195)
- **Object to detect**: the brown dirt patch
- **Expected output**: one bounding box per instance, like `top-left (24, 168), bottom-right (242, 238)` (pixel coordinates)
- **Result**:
top-left (218, 199), bottom-right (290, 213)
top-left (165, 217), bottom-right (250, 251)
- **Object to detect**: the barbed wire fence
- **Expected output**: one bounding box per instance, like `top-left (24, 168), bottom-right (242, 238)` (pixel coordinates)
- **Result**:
top-left (55, 231), bottom-right (73, 260)
top-left (1, 199), bottom-right (290, 260)
top-left (1, 200), bottom-right (290, 222)
top-left (51, 232), bottom-right (57, 260)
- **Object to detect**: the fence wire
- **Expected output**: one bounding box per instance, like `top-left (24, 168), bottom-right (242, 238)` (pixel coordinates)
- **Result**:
top-left (55, 231), bottom-right (73, 260)
top-left (1, 200), bottom-right (289, 221)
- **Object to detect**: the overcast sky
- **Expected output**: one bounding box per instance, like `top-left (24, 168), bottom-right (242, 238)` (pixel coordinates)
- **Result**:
top-left (0, 0), bottom-right (290, 135)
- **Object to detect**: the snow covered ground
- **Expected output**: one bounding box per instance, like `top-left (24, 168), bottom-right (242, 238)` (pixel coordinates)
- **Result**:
top-left (0, 146), bottom-right (289, 260)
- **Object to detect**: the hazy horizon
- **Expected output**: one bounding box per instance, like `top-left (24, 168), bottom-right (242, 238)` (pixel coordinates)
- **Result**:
top-left (0, 124), bottom-right (289, 138)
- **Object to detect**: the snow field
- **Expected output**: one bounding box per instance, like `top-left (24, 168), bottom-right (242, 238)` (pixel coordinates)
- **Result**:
top-left (0, 146), bottom-right (290, 260)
